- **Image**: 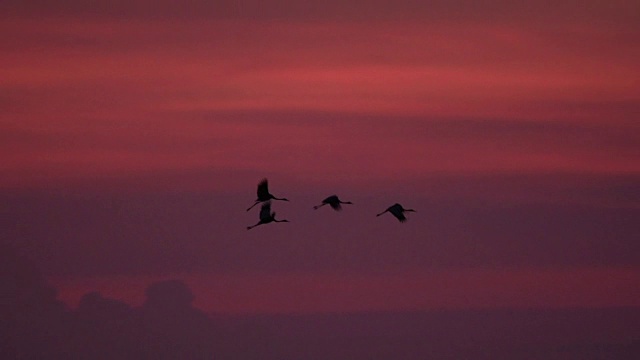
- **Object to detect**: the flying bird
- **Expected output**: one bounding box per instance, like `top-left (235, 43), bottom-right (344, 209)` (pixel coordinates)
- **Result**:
top-left (313, 195), bottom-right (353, 211)
top-left (247, 202), bottom-right (289, 230)
top-left (247, 178), bottom-right (289, 211)
top-left (376, 203), bottom-right (416, 222)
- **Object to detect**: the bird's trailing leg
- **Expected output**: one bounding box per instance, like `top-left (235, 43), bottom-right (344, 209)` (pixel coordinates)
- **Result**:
top-left (247, 222), bottom-right (262, 230)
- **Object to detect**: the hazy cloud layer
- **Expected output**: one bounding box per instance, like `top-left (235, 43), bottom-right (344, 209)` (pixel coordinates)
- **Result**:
top-left (2, 245), bottom-right (640, 359)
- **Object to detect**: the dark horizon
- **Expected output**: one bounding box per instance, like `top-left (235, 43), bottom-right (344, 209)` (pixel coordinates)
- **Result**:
top-left (3, 244), bottom-right (640, 359)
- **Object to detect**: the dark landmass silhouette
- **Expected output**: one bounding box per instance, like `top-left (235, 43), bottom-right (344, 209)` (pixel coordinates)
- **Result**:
top-left (2, 243), bottom-right (639, 359)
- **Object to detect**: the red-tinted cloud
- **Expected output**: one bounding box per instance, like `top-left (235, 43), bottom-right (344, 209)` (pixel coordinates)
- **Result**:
top-left (2, 7), bottom-right (638, 190)
top-left (51, 267), bottom-right (640, 314)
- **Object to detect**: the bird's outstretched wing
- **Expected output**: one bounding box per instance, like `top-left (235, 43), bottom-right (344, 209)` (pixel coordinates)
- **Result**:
top-left (257, 179), bottom-right (269, 198)
top-left (259, 201), bottom-right (272, 220)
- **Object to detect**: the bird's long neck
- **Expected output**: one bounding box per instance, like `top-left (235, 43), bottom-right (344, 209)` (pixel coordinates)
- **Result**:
top-left (246, 201), bottom-right (260, 211)
top-left (271, 196), bottom-right (288, 201)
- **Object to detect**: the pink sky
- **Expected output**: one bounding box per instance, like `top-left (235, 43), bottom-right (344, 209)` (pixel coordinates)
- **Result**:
top-left (1, 0), bottom-right (639, 314)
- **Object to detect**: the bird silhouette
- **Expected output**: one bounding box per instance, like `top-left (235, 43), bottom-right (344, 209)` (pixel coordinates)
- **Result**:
top-left (313, 195), bottom-right (353, 211)
top-left (246, 178), bottom-right (289, 211)
top-left (247, 202), bottom-right (289, 230)
top-left (376, 203), bottom-right (416, 222)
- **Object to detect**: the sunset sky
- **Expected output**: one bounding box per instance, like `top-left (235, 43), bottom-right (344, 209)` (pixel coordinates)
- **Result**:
top-left (2, 1), bottom-right (639, 314)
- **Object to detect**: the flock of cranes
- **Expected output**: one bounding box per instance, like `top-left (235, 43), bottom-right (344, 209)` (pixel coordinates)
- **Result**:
top-left (246, 179), bottom-right (416, 230)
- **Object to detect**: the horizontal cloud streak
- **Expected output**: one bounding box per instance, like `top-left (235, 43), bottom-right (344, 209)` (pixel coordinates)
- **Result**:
top-left (51, 267), bottom-right (640, 313)
top-left (3, 17), bottom-right (637, 114)
top-left (3, 9), bottom-right (637, 192)
top-left (3, 1), bottom-right (639, 27)
top-left (2, 110), bottom-right (637, 190)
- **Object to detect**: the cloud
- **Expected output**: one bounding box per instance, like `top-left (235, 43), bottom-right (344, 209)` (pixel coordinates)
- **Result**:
top-left (0, 247), bottom-right (220, 358)
top-left (0, 243), bottom-right (69, 358)
top-left (2, 2), bottom-right (637, 192)
top-left (3, 242), bottom-right (640, 358)
top-left (2, 1), bottom-right (639, 26)
top-left (2, 108), bottom-right (637, 192)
